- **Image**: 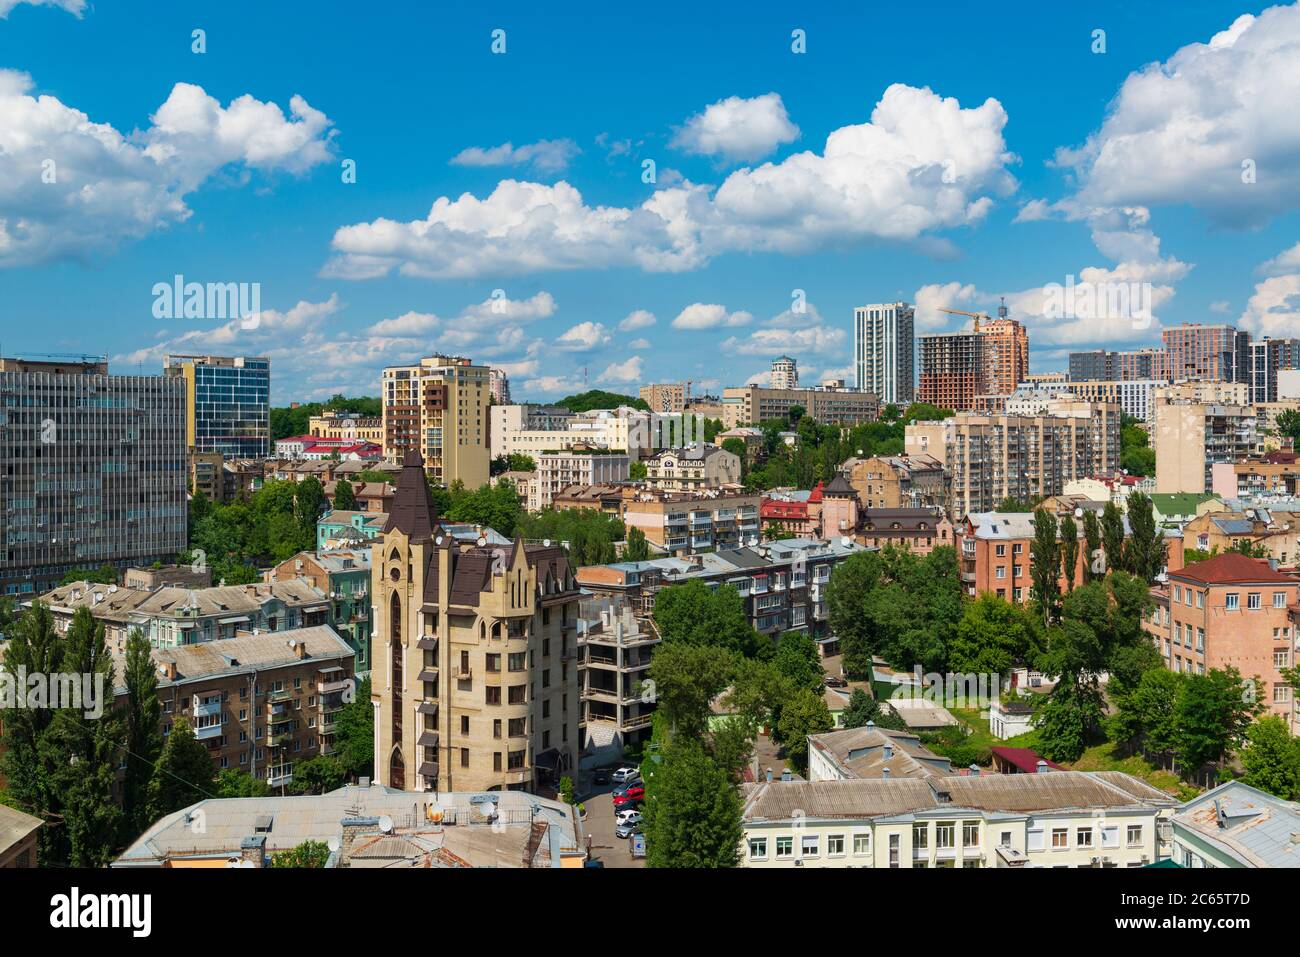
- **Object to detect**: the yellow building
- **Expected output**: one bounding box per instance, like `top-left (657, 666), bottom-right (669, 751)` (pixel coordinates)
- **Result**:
top-left (371, 450), bottom-right (581, 793)
top-left (382, 355), bottom-right (490, 488)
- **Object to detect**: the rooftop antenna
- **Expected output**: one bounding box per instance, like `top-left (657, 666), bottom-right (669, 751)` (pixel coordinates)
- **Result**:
top-left (998, 296), bottom-right (1008, 319)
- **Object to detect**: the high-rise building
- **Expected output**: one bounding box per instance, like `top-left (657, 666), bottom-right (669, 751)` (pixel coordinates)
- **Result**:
top-left (854, 301), bottom-right (914, 405)
top-left (489, 368), bottom-right (511, 405)
top-left (370, 450), bottom-right (581, 793)
top-left (977, 314), bottom-right (1029, 398)
top-left (164, 354), bottom-right (270, 458)
top-left (382, 355), bottom-right (490, 488)
top-left (1248, 338), bottom-right (1300, 403)
top-left (917, 330), bottom-right (982, 411)
top-left (1068, 348), bottom-right (1170, 382)
top-left (1154, 402), bottom-right (1257, 494)
top-left (770, 355), bottom-right (799, 391)
top-left (639, 383), bottom-right (689, 414)
top-left (0, 356), bottom-right (187, 595)
top-left (1162, 324), bottom-right (1250, 383)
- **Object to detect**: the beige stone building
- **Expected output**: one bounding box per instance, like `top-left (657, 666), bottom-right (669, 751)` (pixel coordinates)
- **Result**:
top-left (1154, 402), bottom-right (1257, 494)
top-left (840, 454), bottom-right (946, 510)
top-left (642, 443), bottom-right (741, 492)
top-left (309, 410), bottom-right (384, 444)
top-left (371, 451), bottom-right (581, 793)
top-left (722, 384), bottom-right (879, 429)
top-left (382, 355), bottom-right (490, 488)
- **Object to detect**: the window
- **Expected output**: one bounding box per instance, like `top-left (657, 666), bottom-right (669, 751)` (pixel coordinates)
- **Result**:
top-left (486, 653), bottom-right (500, 672)
top-left (485, 686), bottom-right (501, 706)
top-left (1051, 828), bottom-right (1068, 849)
top-left (912, 823), bottom-right (928, 849)
top-left (999, 830), bottom-right (1013, 848)
top-left (995, 544), bottom-right (1006, 557)
top-left (1127, 825), bottom-right (1143, 847)
top-left (962, 821), bottom-right (980, 848)
top-left (748, 838), bottom-right (768, 860)
top-left (888, 834), bottom-right (900, 868)
top-left (1275, 649), bottom-right (1291, 669)
top-left (1274, 592), bottom-right (1288, 609)
top-left (775, 836), bottom-right (793, 858)
top-left (1225, 593), bottom-right (1239, 610)
top-left (1196, 591), bottom-right (1204, 609)
top-left (1247, 592), bottom-right (1261, 611)
top-left (853, 833), bottom-right (871, 856)
top-left (996, 566), bottom-right (1006, 580)
top-left (935, 822), bottom-right (955, 849)
top-left (1174, 585), bottom-right (1182, 603)
top-left (1027, 828), bottom-right (1044, 851)
top-left (460, 715), bottom-right (469, 734)
top-left (827, 835), bottom-right (845, 857)
top-left (460, 748), bottom-right (469, 768)
top-left (1076, 827), bottom-right (1093, 848)
top-left (1102, 826), bottom-right (1119, 849)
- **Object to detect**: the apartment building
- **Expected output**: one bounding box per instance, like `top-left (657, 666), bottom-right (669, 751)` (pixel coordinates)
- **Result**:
top-left (1211, 453), bottom-right (1300, 500)
top-left (308, 410), bottom-right (384, 444)
top-left (274, 434), bottom-right (383, 461)
top-left (38, 578), bottom-right (332, 649)
top-left (740, 772), bottom-right (1175, 868)
top-left (268, 550), bottom-right (373, 674)
top-left (640, 382), bottom-right (689, 414)
top-left (1068, 348), bottom-right (1171, 382)
top-left (642, 443), bottom-right (741, 492)
top-left (491, 404), bottom-right (671, 461)
top-left (622, 488), bottom-right (761, 553)
top-left (370, 450), bottom-right (582, 793)
top-left (770, 355), bottom-right (799, 390)
top-left (956, 510), bottom-right (1134, 603)
top-left (1162, 323), bottom-right (1251, 383)
top-left (381, 355), bottom-right (489, 488)
top-left (576, 537), bottom-right (868, 637)
top-left (164, 354), bottom-right (270, 458)
top-left (1247, 338), bottom-right (1300, 404)
top-left (530, 450), bottom-right (630, 510)
top-left (551, 483), bottom-right (632, 516)
top-left (1154, 402), bottom-right (1257, 494)
top-left (760, 476), bottom-right (859, 540)
top-left (489, 403), bottom-right (575, 458)
top-left (840, 453), bottom-right (946, 511)
top-left (1142, 553), bottom-right (1298, 730)
top-left (1062, 379), bottom-right (1164, 423)
top-left (114, 784), bottom-right (585, 868)
top-left (109, 625), bottom-right (356, 790)
top-left (857, 508), bottom-right (954, 556)
top-left (317, 509), bottom-right (388, 550)
top-left (722, 384), bottom-right (880, 429)
top-left (854, 301), bottom-right (915, 405)
top-left (1180, 508), bottom-right (1300, 568)
top-left (489, 367), bottom-right (512, 405)
top-left (0, 356), bottom-right (187, 597)
top-left (906, 403), bottom-right (1122, 518)
top-left (577, 597), bottom-right (660, 754)
top-left (1156, 380), bottom-right (1251, 406)
top-left (916, 314), bottom-right (1028, 412)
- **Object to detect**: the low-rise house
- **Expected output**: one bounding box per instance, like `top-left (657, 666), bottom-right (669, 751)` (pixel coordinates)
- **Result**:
top-left (988, 699), bottom-right (1035, 739)
top-left (808, 723), bottom-right (952, 782)
top-left (0, 804), bottom-right (41, 868)
top-left (622, 488), bottom-right (761, 554)
top-left (1180, 507), bottom-right (1300, 568)
top-left (317, 509), bottom-right (388, 551)
top-left (856, 508), bottom-right (953, 555)
top-left (1151, 492), bottom-right (1222, 529)
top-left (268, 551), bottom-right (373, 674)
top-left (125, 564), bottom-right (212, 590)
top-left (840, 453), bottom-right (946, 511)
top-left (761, 476), bottom-right (858, 540)
top-left (989, 747), bottom-right (1063, 775)
top-left (1168, 780), bottom-right (1300, 868)
top-left (113, 783), bottom-right (585, 868)
top-left (740, 771), bottom-right (1177, 868)
top-left (324, 479), bottom-right (393, 513)
top-left (643, 443), bottom-right (741, 492)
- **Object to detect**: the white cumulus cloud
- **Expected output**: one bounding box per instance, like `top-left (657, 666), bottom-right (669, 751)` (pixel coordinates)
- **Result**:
top-left (670, 92), bottom-right (799, 163)
top-left (672, 303), bottom-right (753, 330)
top-left (618, 309), bottom-right (656, 331)
top-left (596, 356), bottom-right (643, 384)
top-left (450, 138), bottom-right (580, 174)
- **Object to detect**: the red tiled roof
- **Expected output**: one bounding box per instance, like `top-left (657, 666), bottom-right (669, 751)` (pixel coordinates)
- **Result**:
top-left (1171, 552), bottom-right (1297, 585)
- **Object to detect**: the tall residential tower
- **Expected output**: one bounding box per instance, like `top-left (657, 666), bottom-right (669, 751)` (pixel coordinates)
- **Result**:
top-left (854, 301), bottom-right (914, 406)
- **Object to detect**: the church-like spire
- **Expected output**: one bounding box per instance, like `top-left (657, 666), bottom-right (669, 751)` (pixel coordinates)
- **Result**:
top-left (383, 448), bottom-right (438, 541)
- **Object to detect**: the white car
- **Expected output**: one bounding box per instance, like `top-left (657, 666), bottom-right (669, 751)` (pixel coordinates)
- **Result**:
top-left (611, 766), bottom-right (640, 785)
top-left (615, 808), bottom-right (643, 826)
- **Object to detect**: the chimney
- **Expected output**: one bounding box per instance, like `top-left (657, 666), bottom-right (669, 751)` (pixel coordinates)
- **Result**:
top-left (780, 769), bottom-right (792, 782)
top-left (1036, 760), bottom-right (1050, 773)
top-left (289, 639), bottom-right (307, 660)
top-left (161, 660), bottom-right (178, 680)
top-left (765, 767), bottom-right (773, 783)
top-left (239, 835), bottom-right (267, 869)
top-left (865, 720), bottom-right (875, 729)
top-left (883, 743), bottom-right (894, 761)
top-left (882, 767), bottom-right (890, 779)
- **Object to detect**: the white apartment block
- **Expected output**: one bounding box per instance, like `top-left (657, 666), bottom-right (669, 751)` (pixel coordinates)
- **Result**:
top-left (492, 405), bottom-right (675, 461)
top-left (855, 301), bottom-right (915, 405)
top-left (529, 451), bottom-right (630, 510)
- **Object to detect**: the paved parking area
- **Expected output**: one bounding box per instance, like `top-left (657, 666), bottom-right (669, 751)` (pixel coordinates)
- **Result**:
top-left (577, 768), bottom-right (645, 868)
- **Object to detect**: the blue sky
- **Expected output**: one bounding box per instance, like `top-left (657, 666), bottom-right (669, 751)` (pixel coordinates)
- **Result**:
top-left (2, 0), bottom-right (1299, 402)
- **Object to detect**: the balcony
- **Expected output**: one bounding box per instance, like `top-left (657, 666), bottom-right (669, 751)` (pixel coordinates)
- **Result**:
top-left (194, 723), bottom-right (223, 741)
top-left (418, 667), bottom-right (440, 683)
top-left (452, 665), bottom-right (473, 681)
top-left (266, 769), bottom-right (293, 788)
top-left (317, 677), bottom-right (351, 694)
top-left (268, 688), bottom-right (292, 704)
top-left (193, 699), bottom-right (222, 719)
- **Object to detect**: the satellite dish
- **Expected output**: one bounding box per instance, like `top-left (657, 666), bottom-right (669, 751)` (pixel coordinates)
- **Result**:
top-left (840, 536), bottom-right (851, 546)
top-left (327, 837), bottom-right (341, 852)
top-left (543, 539), bottom-right (551, 547)
top-left (378, 815), bottom-right (394, 834)
top-left (435, 535), bottom-right (444, 545)
top-left (1074, 507), bottom-right (1084, 518)
top-left (477, 536), bottom-right (488, 547)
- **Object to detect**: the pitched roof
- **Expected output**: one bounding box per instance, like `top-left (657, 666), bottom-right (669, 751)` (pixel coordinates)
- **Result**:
top-left (823, 473), bottom-right (855, 496)
top-left (0, 804), bottom-right (42, 855)
top-left (989, 746), bottom-right (1063, 773)
top-left (384, 448), bottom-right (439, 542)
top-left (809, 725), bottom-right (952, 780)
top-left (1172, 552), bottom-right (1296, 585)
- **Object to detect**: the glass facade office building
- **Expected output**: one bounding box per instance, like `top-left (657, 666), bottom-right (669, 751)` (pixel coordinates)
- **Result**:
top-left (0, 358), bottom-right (187, 595)
top-left (165, 355), bottom-right (270, 459)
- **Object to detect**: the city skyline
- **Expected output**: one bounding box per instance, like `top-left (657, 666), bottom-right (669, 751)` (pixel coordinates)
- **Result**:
top-left (4, 1), bottom-right (1300, 403)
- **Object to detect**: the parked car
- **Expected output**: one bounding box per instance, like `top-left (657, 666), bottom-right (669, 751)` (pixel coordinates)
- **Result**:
top-left (593, 768), bottom-right (611, 785)
top-left (612, 785), bottom-right (645, 807)
top-left (615, 808), bottom-right (643, 826)
top-left (615, 821), bottom-right (643, 839)
top-left (611, 766), bottom-right (640, 785)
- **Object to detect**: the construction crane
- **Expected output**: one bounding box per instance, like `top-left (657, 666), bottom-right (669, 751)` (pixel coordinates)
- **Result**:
top-left (940, 297), bottom-right (1010, 328)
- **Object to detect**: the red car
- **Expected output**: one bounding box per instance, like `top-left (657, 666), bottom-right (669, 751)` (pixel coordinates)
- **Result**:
top-left (612, 785), bottom-right (645, 807)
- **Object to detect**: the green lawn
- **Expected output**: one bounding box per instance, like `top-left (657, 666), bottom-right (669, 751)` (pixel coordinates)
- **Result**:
top-left (948, 707), bottom-right (1041, 751)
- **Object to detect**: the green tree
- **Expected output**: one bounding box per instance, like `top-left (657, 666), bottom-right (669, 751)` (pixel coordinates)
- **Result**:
top-left (122, 627), bottom-right (163, 836)
top-left (1240, 715), bottom-right (1300, 799)
top-left (652, 580), bottom-right (762, 657)
top-left (334, 676), bottom-right (374, 779)
top-left (291, 755), bottom-right (346, 795)
top-left (216, 768), bottom-right (272, 798)
top-left (294, 476), bottom-right (327, 544)
top-left (771, 630), bottom-right (823, 694)
top-left (1276, 408), bottom-right (1300, 446)
top-left (624, 526), bottom-right (650, 562)
top-left (58, 563), bottom-right (119, 586)
top-left (1058, 513), bottom-right (1079, 593)
top-left (646, 643), bottom-right (734, 738)
top-left (644, 738), bottom-right (742, 868)
top-left (629, 460), bottom-right (647, 481)
top-left (1081, 510), bottom-right (1103, 584)
top-left (1124, 492), bottom-right (1165, 582)
top-left (949, 593), bottom-right (1037, 677)
top-left (271, 839), bottom-right (332, 868)
top-left (776, 687), bottom-right (834, 775)
top-left (1176, 668), bottom-right (1260, 778)
top-left (332, 478), bottom-right (357, 511)
top-left (147, 717), bottom-right (217, 822)
top-left (1101, 500), bottom-right (1127, 575)
top-left (1030, 508), bottom-right (1061, 625)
